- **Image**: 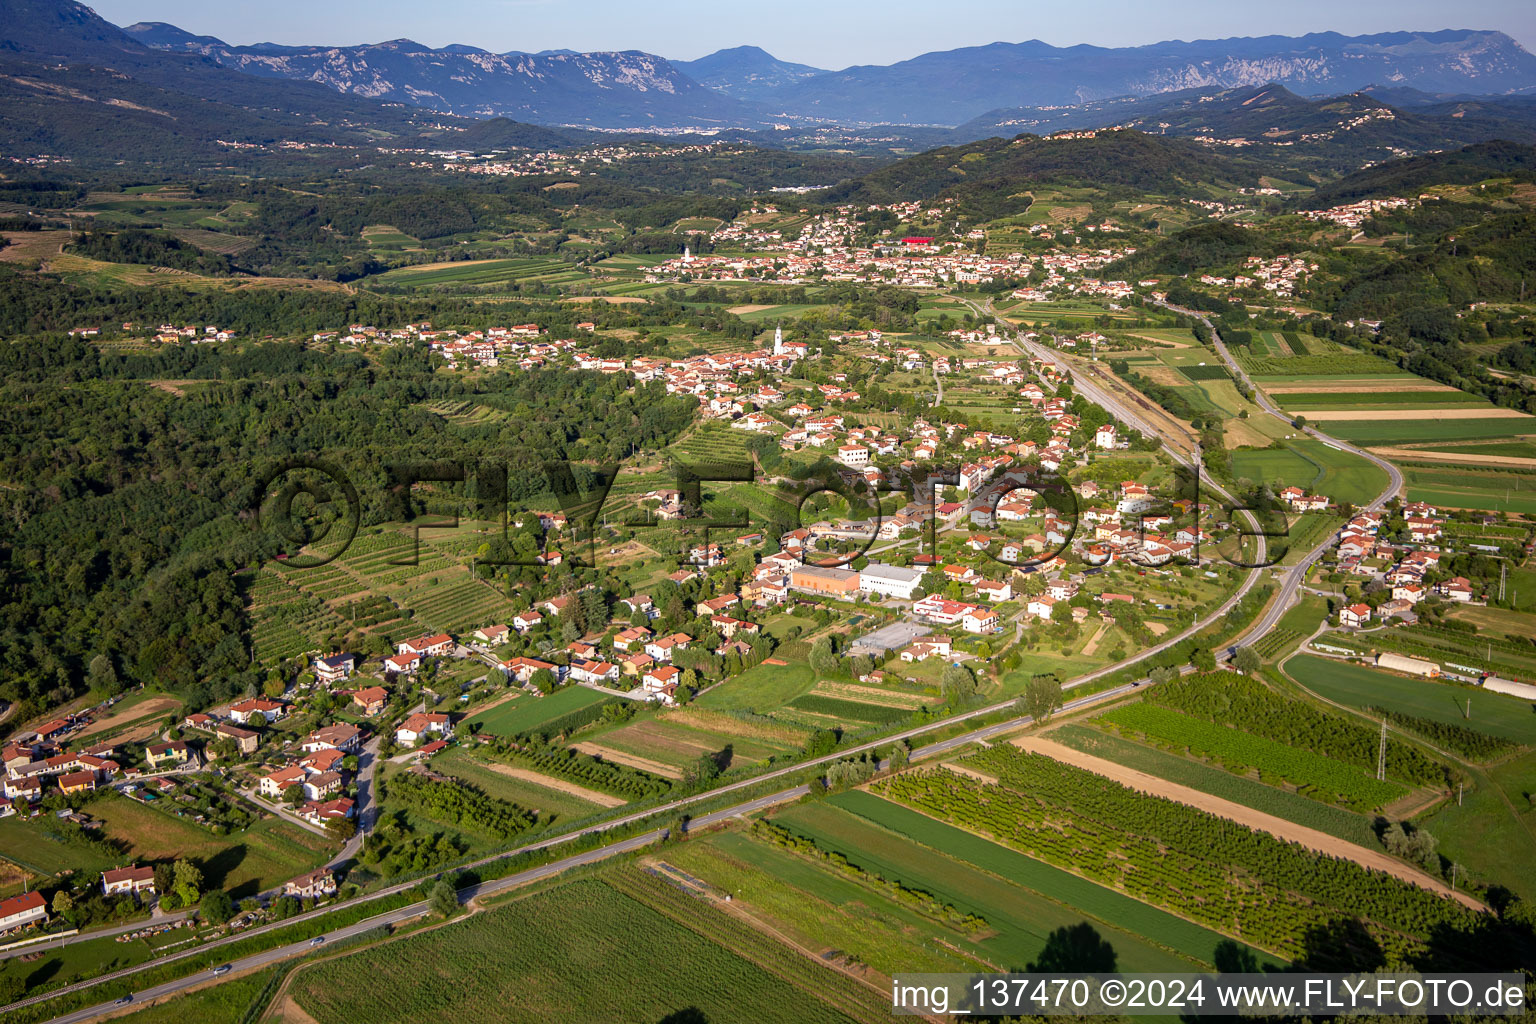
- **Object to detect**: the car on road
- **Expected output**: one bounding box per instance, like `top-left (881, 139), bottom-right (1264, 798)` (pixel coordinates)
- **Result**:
top-left (310, 936), bottom-right (326, 946)
top-left (213, 965), bottom-right (231, 976)
top-left (115, 995), bottom-right (133, 1005)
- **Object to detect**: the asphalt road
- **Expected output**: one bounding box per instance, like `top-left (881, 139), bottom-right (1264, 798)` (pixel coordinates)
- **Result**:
top-left (34, 678), bottom-right (1148, 1024)
top-left (25, 302), bottom-right (1382, 1024)
top-left (1157, 302), bottom-right (1404, 649)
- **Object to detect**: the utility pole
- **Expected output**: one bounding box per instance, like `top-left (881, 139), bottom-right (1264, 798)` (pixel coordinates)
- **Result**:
top-left (1458, 781), bottom-right (1464, 806)
top-left (1377, 717), bottom-right (1388, 782)
top-left (1465, 697), bottom-right (1472, 721)
top-left (1500, 562), bottom-right (1507, 603)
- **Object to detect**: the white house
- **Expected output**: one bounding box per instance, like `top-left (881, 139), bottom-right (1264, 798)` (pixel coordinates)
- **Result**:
top-left (395, 712), bottom-right (451, 746)
top-left (1340, 603), bottom-right (1372, 628)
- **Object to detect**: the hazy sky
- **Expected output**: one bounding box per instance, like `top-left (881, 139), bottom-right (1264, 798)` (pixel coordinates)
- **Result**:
top-left (87, 0), bottom-right (1536, 69)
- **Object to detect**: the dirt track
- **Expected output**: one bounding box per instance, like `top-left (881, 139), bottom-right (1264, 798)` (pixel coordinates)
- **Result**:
top-left (483, 762), bottom-right (627, 807)
top-left (1010, 736), bottom-right (1483, 910)
top-left (572, 741), bottom-right (683, 779)
top-left (1368, 446), bottom-right (1536, 469)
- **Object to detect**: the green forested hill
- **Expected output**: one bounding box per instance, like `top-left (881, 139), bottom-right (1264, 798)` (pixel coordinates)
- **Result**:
top-left (817, 130), bottom-right (1261, 215)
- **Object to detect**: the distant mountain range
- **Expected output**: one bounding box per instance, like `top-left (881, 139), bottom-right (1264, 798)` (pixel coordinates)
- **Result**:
top-left (98, 10), bottom-right (1536, 129)
top-left (5, 0), bottom-right (1536, 166)
top-left (759, 31), bottom-right (1536, 124)
top-left (119, 20), bottom-right (758, 128)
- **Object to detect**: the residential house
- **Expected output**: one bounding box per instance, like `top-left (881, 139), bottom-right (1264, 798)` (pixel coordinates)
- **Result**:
top-left (216, 723), bottom-right (259, 755)
top-left (1340, 603), bottom-right (1372, 628)
top-left (229, 698), bottom-right (286, 725)
top-left (397, 633), bottom-right (454, 658)
top-left (312, 654), bottom-right (356, 684)
top-left (283, 868), bottom-right (338, 900)
top-left (60, 770), bottom-right (97, 794)
top-left (302, 724), bottom-right (363, 754)
top-left (302, 771), bottom-right (343, 802)
top-left (396, 713), bottom-right (451, 746)
top-left (145, 741), bottom-right (190, 769)
top-left (259, 765), bottom-right (306, 799)
top-left (472, 625), bottom-right (510, 645)
top-left (385, 652), bottom-right (420, 675)
top-left (0, 892), bottom-right (47, 932)
top-left (101, 865), bottom-right (157, 897)
top-left (352, 686), bottom-right (389, 717)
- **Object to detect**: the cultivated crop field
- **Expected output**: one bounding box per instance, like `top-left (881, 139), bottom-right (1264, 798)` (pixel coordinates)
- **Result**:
top-left (585, 715), bottom-right (793, 772)
top-left (1048, 724), bottom-right (1381, 847)
top-left (772, 794), bottom-right (1245, 971)
top-left (1241, 353), bottom-right (1404, 377)
top-left (1097, 702), bottom-right (1405, 810)
top-left (1399, 464), bottom-right (1536, 514)
top-left (1327, 417), bottom-right (1536, 446)
top-left (874, 748), bottom-right (1479, 963)
top-left (292, 875), bottom-right (879, 1024)
top-left (1283, 654), bottom-right (1536, 745)
top-left (430, 746), bottom-right (614, 824)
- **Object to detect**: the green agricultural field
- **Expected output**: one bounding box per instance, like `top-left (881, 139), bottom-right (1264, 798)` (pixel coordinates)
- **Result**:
top-left (764, 800), bottom-right (1212, 972)
top-left (1401, 465), bottom-right (1536, 514)
top-left (1278, 595), bottom-right (1329, 634)
top-left (1230, 445), bottom-right (1319, 489)
top-left (1242, 353), bottom-right (1404, 376)
top-left (466, 686), bottom-right (610, 737)
top-left (1050, 724), bottom-right (1382, 848)
top-left (92, 967), bottom-right (281, 1024)
top-left (667, 830), bottom-right (988, 975)
top-left (88, 795), bottom-right (337, 899)
top-left (1228, 440), bottom-right (1388, 507)
top-left (1282, 654), bottom-right (1536, 745)
top-left (699, 659), bottom-right (815, 713)
top-left (291, 877), bottom-right (874, 1024)
top-left (1325, 419), bottom-right (1536, 446)
top-left (808, 791), bottom-right (1274, 968)
top-left (1275, 391), bottom-right (1487, 410)
top-left (371, 257), bottom-right (577, 289)
top-left (733, 303), bottom-right (833, 322)
top-left (1098, 703), bottom-right (1405, 810)
top-left (1418, 749), bottom-right (1536, 903)
top-left (430, 746), bottom-right (609, 824)
top-left (1418, 441), bottom-right (1536, 458)
top-left (0, 814), bottom-right (122, 878)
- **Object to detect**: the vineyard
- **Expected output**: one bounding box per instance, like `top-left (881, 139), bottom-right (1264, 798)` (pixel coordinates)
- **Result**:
top-left (1250, 628), bottom-right (1302, 660)
top-left (293, 876), bottom-right (878, 1024)
top-left (873, 749), bottom-right (1479, 963)
top-left (1177, 364), bottom-right (1231, 382)
top-left (488, 742), bottom-right (671, 800)
top-left (1238, 353), bottom-right (1402, 377)
top-left (1098, 703), bottom-right (1405, 810)
top-left (1145, 673), bottom-right (1448, 788)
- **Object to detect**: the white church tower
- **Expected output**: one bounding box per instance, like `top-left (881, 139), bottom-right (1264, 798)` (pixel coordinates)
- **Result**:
top-left (773, 324), bottom-right (783, 355)
top-left (682, 245), bottom-right (693, 263)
